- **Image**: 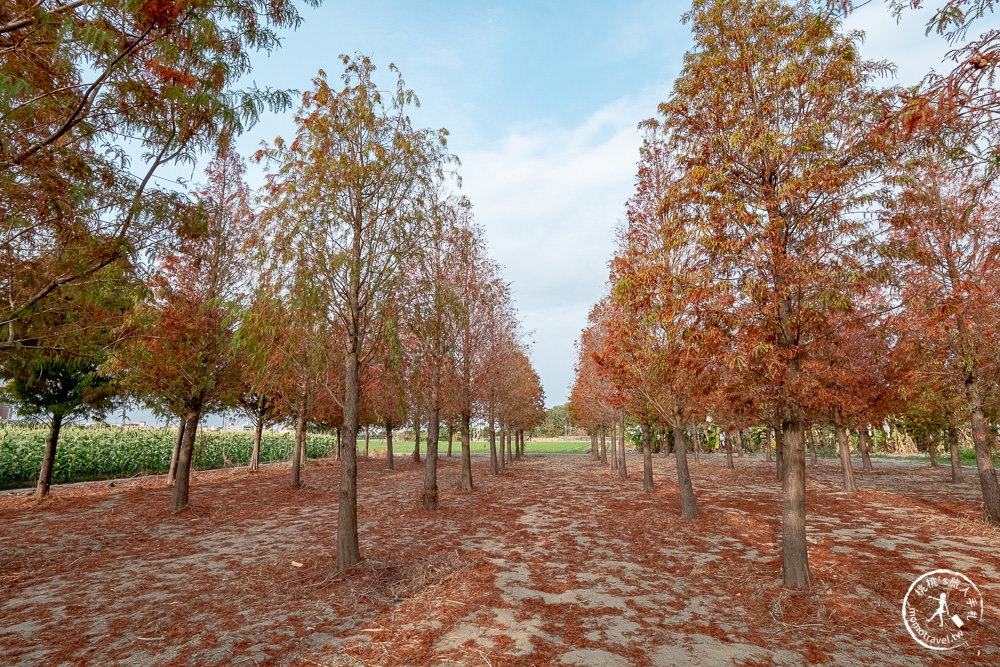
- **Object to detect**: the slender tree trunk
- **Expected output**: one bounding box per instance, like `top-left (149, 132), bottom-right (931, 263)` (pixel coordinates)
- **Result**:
top-left (170, 407), bottom-right (202, 512)
top-left (33, 413), bottom-right (64, 499)
top-left (364, 425), bottom-right (370, 458)
top-left (590, 431), bottom-right (598, 460)
top-left (807, 425), bottom-right (817, 466)
top-left (735, 429), bottom-right (745, 457)
top-left (618, 414), bottom-right (627, 479)
top-left (249, 417), bottom-right (263, 472)
top-left (600, 425), bottom-right (607, 464)
top-left (692, 423), bottom-right (701, 465)
top-left (724, 430), bottom-right (734, 469)
top-left (488, 417), bottom-right (498, 475)
top-left (781, 404), bottom-right (810, 588)
top-left (674, 413), bottom-right (698, 518)
top-left (423, 409), bottom-right (439, 510)
top-left (336, 350), bottom-right (362, 570)
top-left (460, 412), bottom-right (473, 490)
top-left (448, 426), bottom-right (454, 458)
top-left (858, 427), bottom-right (873, 472)
top-left (926, 431), bottom-right (939, 467)
top-left (641, 422), bottom-right (653, 492)
top-left (168, 417), bottom-right (185, 486)
top-left (765, 426), bottom-right (773, 463)
top-left (966, 377), bottom-right (1000, 525)
top-left (506, 428), bottom-right (514, 465)
top-left (336, 428), bottom-right (341, 461)
top-left (412, 413), bottom-right (421, 463)
top-left (835, 417), bottom-right (857, 493)
top-left (775, 425), bottom-right (785, 481)
top-left (291, 394), bottom-right (307, 490)
top-left (300, 418), bottom-right (308, 467)
top-left (610, 422), bottom-right (619, 472)
top-left (385, 418), bottom-right (394, 470)
top-left (947, 415), bottom-right (963, 484)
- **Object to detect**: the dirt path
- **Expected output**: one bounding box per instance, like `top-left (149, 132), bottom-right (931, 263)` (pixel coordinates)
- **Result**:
top-left (1, 453), bottom-right (997, 665)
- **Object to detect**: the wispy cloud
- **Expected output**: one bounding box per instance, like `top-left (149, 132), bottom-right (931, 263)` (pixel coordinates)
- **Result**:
top-left (460, 88), bottom-right (665, 405)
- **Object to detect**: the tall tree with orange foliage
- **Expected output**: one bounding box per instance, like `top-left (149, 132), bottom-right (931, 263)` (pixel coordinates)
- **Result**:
top-left (603, 124), bottom-right (706, 514)
top-left (659, 0), bottom-right (895, 587)
top-left (116, 149), bottom-right (252, 511)
top-left (886, 131), bottom-right (1000, 524)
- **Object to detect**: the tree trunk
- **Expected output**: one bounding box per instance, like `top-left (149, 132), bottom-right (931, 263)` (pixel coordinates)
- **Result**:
top-left (610, 422), bottom-right (619, 472)
top-left (336, 428), bottom-right (341, 461)
top-left (618, 416), bottom-right (627, 479)
top-left (781, 407), bottom-right (810, 588)
top-left (364, 424), bottom-right (370, 458)
top-left (488, 417), bottom-right (498, 475)
top-left (765, 426), bottom-right (773, 463)
top-left (674, 414), bottom-right (698, 519)
top-left (775, 425), bottom-right (785, 481)
top-left (423, 410), bottom-right (439, 510)
top-left (498, 422), bottom-right (506, 469)
top-left (168, 417), bottom-right (185, 486)
top-left (34, 413), bottom-right (64, 499)
top-left (858, 427), bottom-right (873, 472)
top-left (460, 412), bottom-right (473, 491)
top-left (599, 426), bottom-right (607, 464)
top-left (641, 422), bottom-right (654, 492)
top-left (170, 407), bottom-right (202, 512)
top-left (926, 431), bottom-right (938, 467)
top-left (835, 417), bottom-right (857, 493)
top-left (735, 429), bottom-right (745, 457)
top-left (692, 423), bottom-right (701, 465)
top-left (249, 417), bottom-right (263, 472)
top-left (412, 414), bottom-right (421, 463)
top-left (724, 430), bottom-right (734, 469)
top-left (590, 431), bottom-right (598, 460)
top-left (947, 416), bottom-right (963, 484)
top-left (336, 351), bottom-right (362, 570)
top-left (506, 428), bottom-right (514, 465)
top-left (966, 377), bottom-right (1000, 525)
top-left (806, 425), bottom-right (816, 466)
top-left (385, 418), bottom-right (394, 470)
top-left (291, 393), bottom-right (307, 490)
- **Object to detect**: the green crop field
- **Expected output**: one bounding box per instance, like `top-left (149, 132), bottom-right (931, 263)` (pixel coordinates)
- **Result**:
top-left (0, 425), bottom-right (338, 490)
top-left (0, 426), bottom-right (594, 490)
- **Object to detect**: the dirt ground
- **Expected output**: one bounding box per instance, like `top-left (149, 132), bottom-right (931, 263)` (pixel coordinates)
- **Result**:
top-left (1, 452), bottom-right (998, 666)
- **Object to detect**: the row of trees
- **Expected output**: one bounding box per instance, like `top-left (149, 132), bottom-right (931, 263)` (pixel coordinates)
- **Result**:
top-left (2, 4), bottom-right (543, 571)
top-left (571, 0), bottom-right (1000, 589)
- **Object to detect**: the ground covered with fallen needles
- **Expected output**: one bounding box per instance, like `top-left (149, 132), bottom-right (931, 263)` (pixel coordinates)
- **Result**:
top-left (1, 451), bottom-right (998, 666)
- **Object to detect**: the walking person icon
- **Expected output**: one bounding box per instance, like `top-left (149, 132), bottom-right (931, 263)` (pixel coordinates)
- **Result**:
top-left (928, 593), bottom-right (949, 627)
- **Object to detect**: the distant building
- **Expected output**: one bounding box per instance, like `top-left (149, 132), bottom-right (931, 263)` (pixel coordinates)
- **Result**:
top-left (120, 421), bottom-right (147, 428)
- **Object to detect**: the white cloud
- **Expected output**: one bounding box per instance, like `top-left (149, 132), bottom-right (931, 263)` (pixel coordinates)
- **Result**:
top-left (842, 2), bottom-right (997, 87)
top-left (459, 88), bottom-right (665, 406)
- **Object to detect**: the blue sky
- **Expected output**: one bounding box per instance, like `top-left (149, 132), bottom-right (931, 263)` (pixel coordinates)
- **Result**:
top-left (232, 0), bottom-right (694, 411)
top-left (127, 1), bottom-right (980, 426)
